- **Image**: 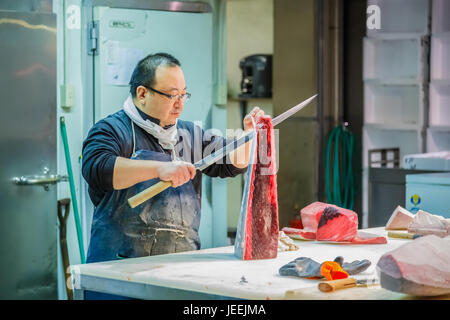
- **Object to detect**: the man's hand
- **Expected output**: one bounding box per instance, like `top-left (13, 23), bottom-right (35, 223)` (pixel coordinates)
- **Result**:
top-left (157, 161), bottom-right (197, 188)
top-left (243, 106), bottom-right (266, 132)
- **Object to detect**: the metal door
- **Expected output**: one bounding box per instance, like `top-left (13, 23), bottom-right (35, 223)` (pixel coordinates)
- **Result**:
top-left (0, 11), bottom-right (58, 299)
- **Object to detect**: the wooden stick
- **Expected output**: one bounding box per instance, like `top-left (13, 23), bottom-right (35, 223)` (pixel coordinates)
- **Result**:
top-left (127, 180), bottom-right (172, 208)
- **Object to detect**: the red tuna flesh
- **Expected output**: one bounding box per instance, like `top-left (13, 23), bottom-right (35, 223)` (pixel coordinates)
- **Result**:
top-left (285, 202), bottom-right (386, 244)
top-left (316, 206), bottom-right (358, 242)
top-left (234, 115), bottom-right (279, 260)
top-left (300, 202), bottom-right (357, 233)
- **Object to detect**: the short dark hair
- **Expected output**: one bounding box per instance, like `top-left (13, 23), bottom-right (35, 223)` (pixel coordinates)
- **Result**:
top-left (129, 52), bottom-right (181, 97)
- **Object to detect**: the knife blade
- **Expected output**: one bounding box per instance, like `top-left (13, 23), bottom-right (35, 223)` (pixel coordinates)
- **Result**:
top-left (127, 94), bottom-right (317, 208)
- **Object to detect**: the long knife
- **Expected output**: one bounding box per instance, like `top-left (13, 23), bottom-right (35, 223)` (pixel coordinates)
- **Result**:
top-left (128, 94), bottom-right (317, 208)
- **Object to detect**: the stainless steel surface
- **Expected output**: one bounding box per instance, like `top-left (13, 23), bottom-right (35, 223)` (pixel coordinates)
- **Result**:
top-left (272, 94), bottom-right (318, 126)
top-left (0, 11), bottom-right (57, 299)
top-left (0, 0), bottom-right (53, 13)
top-left (88, 0), bottom-right (212, 13)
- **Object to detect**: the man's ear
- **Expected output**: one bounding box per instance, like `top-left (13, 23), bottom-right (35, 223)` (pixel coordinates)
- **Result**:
top-left (136, 86), bottom-right (147, 102)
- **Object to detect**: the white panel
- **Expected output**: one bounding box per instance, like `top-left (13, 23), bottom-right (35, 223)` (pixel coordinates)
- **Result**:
top-left (427, 128), bottom-right (450, 153)
top-left (432, 0), bottom-right (450, 34)
top-left (367, 0), bottom-right (430, 37)
top-left (429, 82), bottom-right (450, 127)
top-left (363, 37), bottom-right (429, 83)
top-left (364, 83), bottom-right (426, 127)
top-left (363, 126), bottom-right (423, 168)
top-left (430, 34), bottom-right (450, 81)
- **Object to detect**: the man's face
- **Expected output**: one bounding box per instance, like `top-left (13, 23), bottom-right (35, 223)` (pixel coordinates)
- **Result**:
top-left (144, 65), bottom-right (186, 127)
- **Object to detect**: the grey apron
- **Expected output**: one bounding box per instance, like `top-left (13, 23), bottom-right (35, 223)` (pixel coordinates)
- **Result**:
top-left (85, 122), bottom-right (201, 299)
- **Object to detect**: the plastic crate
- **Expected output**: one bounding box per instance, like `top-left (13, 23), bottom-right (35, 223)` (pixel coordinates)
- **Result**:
top-left (363, 37), bottom-right (429, 83)
top-left (429, 82), bottom-right (450, 127)
top-left (430, 34), bottom-right (450, 81)
top-left (364, 83), bottom-right (427, 127)
top-left (427, 128), bottom-right (450, 153)
top-left (432, 0), bottom-right (450, 34)
top-left (367, 0), bottom-right (430, 37)
top-left (404, 151), bottom-right (450, 170)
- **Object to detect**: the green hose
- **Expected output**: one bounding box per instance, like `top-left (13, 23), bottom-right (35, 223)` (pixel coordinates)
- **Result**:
top-left (60, 116), bottom-right (86, 264)
top-left (325, 124), bottom-right (355, 210)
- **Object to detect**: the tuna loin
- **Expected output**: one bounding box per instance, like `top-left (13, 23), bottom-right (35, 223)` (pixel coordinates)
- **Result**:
top-left (377, 235), bottom-right (450, 296)
top-left (385, 206), bottom-right (415, 230)
top-left (408, 210), bottom-right (450, 237)
top-left (316, 206), bottom-right (358, 242)
top-left (283, 202), bottom-right (386, 244)
top-left (234, 115), bottom-right (279, 260)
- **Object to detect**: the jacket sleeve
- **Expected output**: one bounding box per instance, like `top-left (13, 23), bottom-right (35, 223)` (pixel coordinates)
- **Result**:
top-left (200, 126), bottom-right (248, 178)
top-left (81, 119), bottom-right (124, 194)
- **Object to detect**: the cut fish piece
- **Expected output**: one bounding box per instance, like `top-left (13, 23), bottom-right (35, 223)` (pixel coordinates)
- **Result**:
top-left (407, 210), bottom-right (450, 237)
top-left (316, 206), bottom-right (358, 242)
top-left (377, 235), bottom-right (450, 296)
top-left (300, 202), bottom-right (327, 233)
top-left (234, 115), bottom-right (279, 260)
top-left (281, 227), bottom-right (316, 240)
top-left (350, 231), bottom-right (387, 244)
top-left (300, 202), bottom-right (358, 234)
top-left (288, 202), bottom-right (387, 244)
top-left (385, 206), bottom-right (415, 230)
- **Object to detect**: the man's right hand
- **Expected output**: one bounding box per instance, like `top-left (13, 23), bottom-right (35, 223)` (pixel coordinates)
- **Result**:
top-left (157, 161), bottom-right (197, 188)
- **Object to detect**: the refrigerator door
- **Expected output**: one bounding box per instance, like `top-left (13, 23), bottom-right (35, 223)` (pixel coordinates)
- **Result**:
top-left (91, 6), bottom-right (220, 248)
top-left (0, 10), bottom-right (57, 299)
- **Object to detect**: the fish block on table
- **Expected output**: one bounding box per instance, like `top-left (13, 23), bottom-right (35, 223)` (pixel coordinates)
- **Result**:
top-left (385, 206), bottom-right (415, 230)
top-left (284, 202), bottom-right (386, 244)
top-left (407, 210), bottom-right (450, 237)
top-left (316, 206), bottom-right (358, 242)
top-left (234, 115), bottom-right (279, 260)
top-left (377, 235), bottom-right (450, 296)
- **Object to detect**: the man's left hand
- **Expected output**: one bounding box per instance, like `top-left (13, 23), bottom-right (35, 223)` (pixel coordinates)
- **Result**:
top-left (243, 106), bottom-right (266, 132)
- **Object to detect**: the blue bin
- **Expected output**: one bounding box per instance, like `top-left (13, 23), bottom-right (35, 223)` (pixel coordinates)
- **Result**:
top-left (405, 172), bottom-right (450, 218)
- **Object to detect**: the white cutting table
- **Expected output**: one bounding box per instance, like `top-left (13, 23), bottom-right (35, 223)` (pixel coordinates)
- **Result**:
top-left (70, 227), bottom-right (450, 300)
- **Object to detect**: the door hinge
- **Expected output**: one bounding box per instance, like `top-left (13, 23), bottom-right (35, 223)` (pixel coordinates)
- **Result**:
top-left (87, 21), bottom-right (99, 56)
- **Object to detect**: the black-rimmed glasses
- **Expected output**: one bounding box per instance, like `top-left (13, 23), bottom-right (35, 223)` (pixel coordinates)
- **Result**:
top-left (145, 86), bottom-right (191, 102)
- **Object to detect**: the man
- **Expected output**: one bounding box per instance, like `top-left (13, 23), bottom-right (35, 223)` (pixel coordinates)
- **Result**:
top-left (82, 53), bottom-right (264, 299)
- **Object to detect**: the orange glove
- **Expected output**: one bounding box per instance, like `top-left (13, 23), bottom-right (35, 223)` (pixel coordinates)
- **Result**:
top-left (320, 261), bottom-right (349, 281)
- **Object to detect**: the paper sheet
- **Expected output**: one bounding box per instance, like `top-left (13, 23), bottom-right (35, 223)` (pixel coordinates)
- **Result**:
top-left (106, 41), bottom-right (144, 86)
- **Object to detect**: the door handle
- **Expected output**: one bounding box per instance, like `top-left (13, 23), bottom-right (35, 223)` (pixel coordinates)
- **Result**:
top-left (12, 174), bottom-right (68, 186)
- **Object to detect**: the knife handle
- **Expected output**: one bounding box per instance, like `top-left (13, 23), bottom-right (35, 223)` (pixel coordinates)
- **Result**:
top-left (318, 278), bottom-right (357, 292)
top-left (387, 231), bottom-right (415, 239)
top-left (128, 180), bottom-right (172, 208)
